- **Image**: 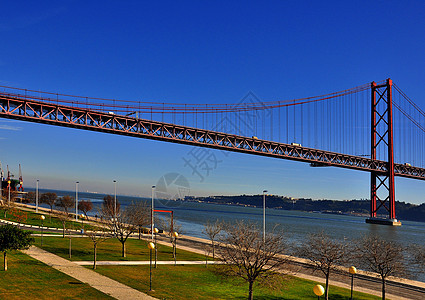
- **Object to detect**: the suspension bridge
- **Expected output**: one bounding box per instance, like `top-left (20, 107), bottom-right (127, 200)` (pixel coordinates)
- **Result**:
top-left (1, 79), bottom-right (424, 225)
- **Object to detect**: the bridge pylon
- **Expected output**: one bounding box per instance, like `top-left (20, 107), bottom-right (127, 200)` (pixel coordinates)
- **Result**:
top-left (367, 78), bottom-right (401, 226)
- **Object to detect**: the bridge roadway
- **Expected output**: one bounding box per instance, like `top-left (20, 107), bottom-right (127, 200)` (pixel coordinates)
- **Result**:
top-left (1, 93), bottom-right (425, 181)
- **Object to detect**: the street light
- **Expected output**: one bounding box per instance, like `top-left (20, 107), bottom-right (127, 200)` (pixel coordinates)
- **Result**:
top-left (153, 228), bottom-right (159, 268)
top-left (36, 179), bottom-right (39, 213)
top-left (81, 214), bottom-right (85, 235)
top-left (313, 284), bottom-right (325, 300)
top-left (40, 215), bottom-right (45, 246)
top-left (151, 185), bottom-right (156, 241)
top-left (148, 242), bottom-right (155, 291)
top-left (113, 180), bottom-right (117, 217)
top-left (349, 266), bottom-right (357, 300)
top-left (262, 190), bottom-right (268, 244)
top-left (7, 180), bottom-right (11, 205)
top-left (173, 231), bottom-right (179, 265)
top-left (75, 182), bottom-right (79, 221)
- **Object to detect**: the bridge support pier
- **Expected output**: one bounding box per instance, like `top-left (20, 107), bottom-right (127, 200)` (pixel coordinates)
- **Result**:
top-left (366, 79), bottom-right (401, 226)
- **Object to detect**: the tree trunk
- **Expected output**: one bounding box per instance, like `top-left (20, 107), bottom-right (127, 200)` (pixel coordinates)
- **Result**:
top-left (248, 280), bottom-right (254, 300)
top-left (3, 251), bottom-right (7, 271)
top-left (62, 222), bottom-right (66, 238)
top-left (212, 241), bottom-right (215, 259)
top-left (69, 236), bottom-right (72, 258)
top-left (121, 241), bottom-right (126, 257)
top-left (93, 244), bottom-right (97, 270)
top-left (325, 273), bottom-right (329, 300)
top-left (382, 277), bottom-right (386, 300)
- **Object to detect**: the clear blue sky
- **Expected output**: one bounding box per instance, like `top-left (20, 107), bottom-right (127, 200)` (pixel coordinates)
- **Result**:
top-left (0, 0), bottom-right (424, 205)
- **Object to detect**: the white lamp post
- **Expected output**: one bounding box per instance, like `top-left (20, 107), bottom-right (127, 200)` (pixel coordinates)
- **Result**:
top-left (75, 181), bottom-right (79, 221)
top-left (151, 185), bottom-right (156, 241)
top-left (113, 180), bottom-right (117, 217)
top-left (263, 190), bottom-right (268, 244)
top-left (36, 179), bottom-right (39, 213)
top-left (40, 215), bottom-right (45, 246)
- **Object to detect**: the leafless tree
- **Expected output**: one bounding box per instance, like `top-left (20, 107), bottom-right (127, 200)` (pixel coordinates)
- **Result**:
top-left (217, 220), bottom-right (288, 300)
top-left (297, 232), bottom-right (348, 300)
top-left (78, 200), bottom-right (93, 219)
top-left (203, 219), bottom-right (223, 259)
top-left (102, 200), bottom-right (149, 257)
top-left (102, 194), bottom-right (120, 217)
top-left (40, 192), bottom-right (57, 220)
top-left (24, 191), bottom-right (36, 203)
top-left (355, 235), bottom-right (407, 300)
top-left (86, 228), bottom-right (111, 269)
top-left (157, 216), bottom-right (183, 259)
top-left (56, 195), bottom-right (75, 238)
top-left (413, 245), bottom-right (425, 273)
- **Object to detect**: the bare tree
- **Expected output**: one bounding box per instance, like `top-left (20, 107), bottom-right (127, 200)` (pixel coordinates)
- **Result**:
top-left (102, 194), bottom-right (120, 217)
top-left (86, 228), bottom-right (110, 269)
top-left (157, 216), bottom-right (183, 259)
top-left (355, 235), bottom-right (407, 300)
top-left (24, 191), bottom-right (36, 203)
top-left (297, 232), bottom-right (348, 300)
top-left (217, 220), bottom-right (288, 300)
top-left (203, 219), bottom-right (223, 259)
top-left (56, 195), bottom-right (75, 238)
top-left (40, 192), bottom-right (57, 220)
top-left (102, 200), bottom-right (149, 257)
top-left (413, 245), bottom-right (425, 273)
top-left (78, 200), bottom-right (93, 219)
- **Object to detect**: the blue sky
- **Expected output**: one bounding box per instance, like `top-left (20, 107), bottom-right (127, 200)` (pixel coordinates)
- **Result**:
top-left (0, 0), bottom-right (425, 205)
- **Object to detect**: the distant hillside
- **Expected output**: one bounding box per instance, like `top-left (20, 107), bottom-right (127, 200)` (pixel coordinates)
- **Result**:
top-left (185, 195), bottom-right (425, 223)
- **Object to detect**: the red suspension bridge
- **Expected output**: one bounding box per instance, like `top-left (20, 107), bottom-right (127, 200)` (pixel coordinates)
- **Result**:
top-left (1, 78), bottom-right (424, 225)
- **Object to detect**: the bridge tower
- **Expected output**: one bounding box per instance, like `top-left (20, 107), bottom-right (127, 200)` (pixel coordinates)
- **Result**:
top-left (367, 78), bottom-right (400, 225)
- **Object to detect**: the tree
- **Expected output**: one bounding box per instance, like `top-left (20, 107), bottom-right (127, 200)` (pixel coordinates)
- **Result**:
top-left (0, 224), bottom-right (34, 270)
top-left (102, 200), bottom-right (149, 257)
top-left (56, 195), bottom-right (75, 238)
top-left (297, 232), bottom-right (348, 300)
top-left (203, 219), bottom-right (223, 259)
top-left (40, 192), bottom-right (57, 219)
top-left (217, 221), bottom-right (288, 300)
top-left (157, 216), bottom-right (183, 259)
top-left (79, 200), bottom-right (93, 219)
top-left (1, 189), bottom-right (17, 218)
top-left (413, 245), bottom-right (425, 273)
top-left (86, 228), bottom-right (110, 269)
top-left (102, 195), bottom-right (120, 217)
top-left (23, 191), bottom-right (36, 203)
top-left (355, 235), bottom-right (407, 300)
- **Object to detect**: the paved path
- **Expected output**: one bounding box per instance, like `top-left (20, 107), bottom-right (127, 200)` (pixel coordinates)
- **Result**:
top-left (23, 246), bottom-right (157, 300)
top-left (75, 260), bottom-right (222, 266)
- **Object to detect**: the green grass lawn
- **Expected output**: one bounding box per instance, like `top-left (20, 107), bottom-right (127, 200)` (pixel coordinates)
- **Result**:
top-left (33, 235), bottom-right (205, 261)
top-left (0, 251), bottom-right (113, 299)
top-left (94, 264), bottom-right (382, 300)
top-left (0, 207), bottom-right (102, 232)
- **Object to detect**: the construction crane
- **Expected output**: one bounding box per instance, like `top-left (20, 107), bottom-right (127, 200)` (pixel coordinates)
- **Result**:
top-left (18, 164), bottom-right (24, 191)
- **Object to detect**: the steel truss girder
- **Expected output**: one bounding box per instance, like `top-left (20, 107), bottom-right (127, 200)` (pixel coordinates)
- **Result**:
top-left (1, 93), bottom-right (425, 182)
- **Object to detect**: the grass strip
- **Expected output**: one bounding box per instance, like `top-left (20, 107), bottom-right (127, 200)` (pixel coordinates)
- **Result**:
top-left (0, 251), bottom-right (113, 299)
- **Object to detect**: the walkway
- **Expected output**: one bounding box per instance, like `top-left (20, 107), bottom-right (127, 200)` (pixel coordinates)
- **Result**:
top-left (22, 246), bottom-right (157, 300)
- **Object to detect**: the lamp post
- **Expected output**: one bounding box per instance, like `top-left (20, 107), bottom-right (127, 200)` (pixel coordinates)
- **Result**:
top-left (148, 242), bottom-right (155, 291)
top-left (153, 228), bottom-right (159, 268)
top-left (81, 214), bottom-right (85, 235)
top-left (113, 180), bottom-right (117, 218)
top-left (36, 179), bottom-right (39, 213)
top-left (262, 190), bottom-right (268, 244)
top-left (173, 231), bottom-right (178, 265)
top-left (349, 266), bottom-right (357, 300)
top-left (75, 181), bottom-right (79, 221)
top-left (313, 284), bottom-right (325, 300)
top-left (7, 180), bottom-right (11, 205)
top-left (40, 215), bottom-right (45, 246)
top-left (151, 185), bottom-right (155, 241)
